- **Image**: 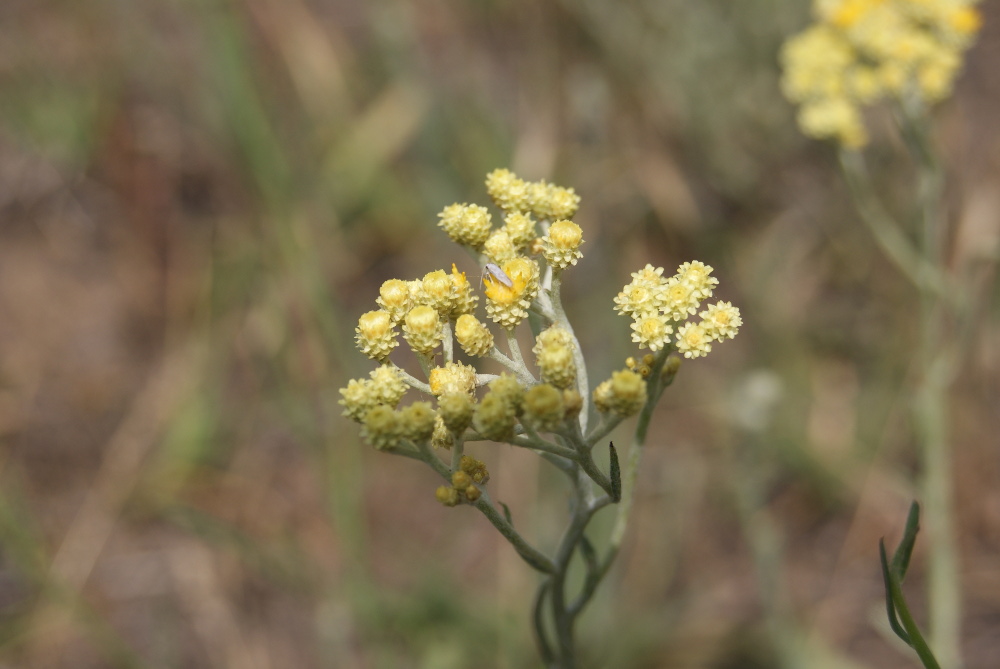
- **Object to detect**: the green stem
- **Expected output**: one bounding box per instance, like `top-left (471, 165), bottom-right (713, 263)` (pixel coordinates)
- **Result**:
top-left (413, 438), bottom-right (556, 574)
top-left (838, 150), bottom-right (949, 298)
top-left (901, 106), bottom-right (962, 669)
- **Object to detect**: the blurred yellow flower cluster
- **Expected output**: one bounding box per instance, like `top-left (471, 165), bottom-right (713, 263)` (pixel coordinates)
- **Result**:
top-left (781, 0), bottom-right (982, 147)
top-left (614, 262), bottom-right (741, 358)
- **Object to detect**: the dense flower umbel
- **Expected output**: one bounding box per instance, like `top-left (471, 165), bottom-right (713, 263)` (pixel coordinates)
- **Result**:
top-left (781, 0), bottom-right (982, 147)
top-left (614, 261), bottom-right (740, 356)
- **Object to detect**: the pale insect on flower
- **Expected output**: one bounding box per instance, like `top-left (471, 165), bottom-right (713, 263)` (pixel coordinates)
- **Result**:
top-left (482, 262), bottom-right (514, 288)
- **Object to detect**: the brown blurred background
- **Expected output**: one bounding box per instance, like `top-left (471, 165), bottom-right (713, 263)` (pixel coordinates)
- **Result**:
top-left (1, 1), bottom-right (998, 667)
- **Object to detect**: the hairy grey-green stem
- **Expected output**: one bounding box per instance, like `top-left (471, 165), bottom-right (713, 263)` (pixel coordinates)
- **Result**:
top-left (550, 274), bottom-right (591, 433)
top-left (414, 438), bottom-right (556, 574)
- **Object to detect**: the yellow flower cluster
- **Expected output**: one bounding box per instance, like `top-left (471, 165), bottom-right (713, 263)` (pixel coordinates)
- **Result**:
top-left (355, 265), bottom-right (477, 361)
top-left (781, 0), bottom-right (982, 146)
top-left (614, 262), bottom-right (741, 358)
top-left (484, 168), bottom-right (581, 221)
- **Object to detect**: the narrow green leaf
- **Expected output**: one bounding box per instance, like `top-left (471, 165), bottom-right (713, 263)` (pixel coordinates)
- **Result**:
top-left (880, 539), bottom-right (912, 646)
top-left (891, 501), bottom-right (921, 579)
top-left (609, 442), bottom-right (622, 503)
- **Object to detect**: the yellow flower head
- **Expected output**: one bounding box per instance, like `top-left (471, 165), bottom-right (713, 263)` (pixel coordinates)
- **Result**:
top-left (630, 315), bottom-right (673, 352)
top-left (485, 168), bottom-right (531, 213)
top-left (483, 257), bottom-right (540, 329)
top-left (355, 310), bottom-right (399, 361)
top-left (700, 301), bottom-right (743, 340)
top-left (428, 361), bottom-right (478, 397)
top-left (542, 220), bottom-right (585, 270)
top-left (593, 369), bottom-right (647, 416)
top-left (438, 203), bottom-right (493, 248)
top-left (376, 279), bottom-right (412, 323)
top-left (402, 305), bottom-right (443, 355)
top-left (502, 212), bottom-right (538, 249)
top-left (455, 313), bottom-right (495, 357)
top-left (532, 325), bottom-right (578, 389)
top-left (449, 264), bottom-right (478, 317)
top-left (675, 322), bottom-right (713, 359)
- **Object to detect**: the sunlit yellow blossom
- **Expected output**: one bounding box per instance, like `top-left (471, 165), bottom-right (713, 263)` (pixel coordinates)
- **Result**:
top-left (428, 361), bottom-right (477, 397)
top-left (503, 212), bottom-right (537, 249)
top-left (533, 325), bottom-right (578, 389)
top-left (376, 279), bottom-right (412, 323)
top-left (455, 314), bottom-right (495, 357)
top-left (449, 265), bottom-right (478, 317)
top-left (483, 257), bottom-right (540, 329)
top-left (485, 168), bottom-right (530, 213)
top-left (369, 365), bottom-right (408, 406)
top-left (542, 220), bottom-right (585, 270)
top-left (419, 269), bottom-right (456, 317)
top-left (438, 203), bottom-right (493, 247)
top-left (483, 229), bottom-right (518, 264)
top-left (613, 264), bottom-right (667, 317)
top-left (402, 305), bottom-right (443, 355)
top-left (676, 261), bottom-right (718, 297)
top-left (355, 310), bottom-right (398, 361)
top-left (700, 301), bottom-right (743, 341)
top-left (675, 322), bottom-right (713, 359)
top-left (662, 276), bottom-right (702, 321)
top-left (523, 180), bottom-right (582, 221)
top-left (630, 315), bottom-right (673, 352)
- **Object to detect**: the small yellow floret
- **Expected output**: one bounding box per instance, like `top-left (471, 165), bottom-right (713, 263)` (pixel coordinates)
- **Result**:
top-left (542, 220), bottom-right (585, 270)
top-left (455, 314), bottom-right (495, 357)
top-left (428, 361), bottom-right (477, 397)
top-left (402, 305), bottom-right (443, 355)
top-left (483, 257), bottom-right (539, 329)
top-left (355, 310), bottom-right (398, 361)
top-left (675, 322), bottom-right (713, 359)
top-left (376, 279), bottom-right (412, 322)
top-left (630, 315), bottom-right (673, 352)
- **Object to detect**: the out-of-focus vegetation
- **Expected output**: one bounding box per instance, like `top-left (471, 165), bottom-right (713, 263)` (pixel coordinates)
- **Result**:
top-left (0, 1), bottom-right (998, 667)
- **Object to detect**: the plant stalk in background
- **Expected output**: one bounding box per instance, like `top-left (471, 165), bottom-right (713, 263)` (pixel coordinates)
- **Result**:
top-left (782, 2), bottom-right (988, 665)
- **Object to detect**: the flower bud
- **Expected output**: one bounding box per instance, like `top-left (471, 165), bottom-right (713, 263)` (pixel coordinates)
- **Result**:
top-left (593, 369), bottom-right (647, 416)
top-left (376, 279), bottom-right (411, 322)
top-left (523, 384), bottom-right (565, 431)
top-left (436, 485), bottom-right (460, 507)
top-left (455, 314), bottom-right (494, 357)
top-left (438, 392), bottom-right (475, 434)
top-left (542, 219), bottom-right (584, 270)
top-left (362, 405), bottom-right (401, 450)
top-left (438, 203), bottom-right (492, 248)
top-left (399, 402), bottom-right (437, 442)
top-left (402, 305), bottom-right (443, 355)
top-left (428, 361), bottom-right (477, 397)
top-left (355, 310), bottom-right (398, 361)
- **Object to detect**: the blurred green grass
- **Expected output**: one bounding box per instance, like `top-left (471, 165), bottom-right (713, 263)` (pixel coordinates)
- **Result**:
top-left (0, 0), bottom-right (998, 667)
